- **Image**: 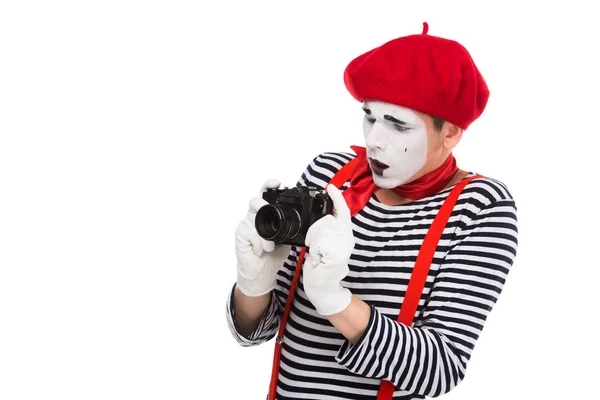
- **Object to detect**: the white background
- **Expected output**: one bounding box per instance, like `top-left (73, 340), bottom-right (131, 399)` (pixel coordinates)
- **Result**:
top-left (1, 1), bottom-right (599, 399)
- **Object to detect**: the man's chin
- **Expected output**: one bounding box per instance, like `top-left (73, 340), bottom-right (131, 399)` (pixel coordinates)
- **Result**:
top-left (373, 175), bottom-right (405, 189)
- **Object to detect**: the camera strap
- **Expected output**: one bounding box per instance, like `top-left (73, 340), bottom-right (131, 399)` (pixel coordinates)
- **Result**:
top-left (267, 158), bottom-right (484, 400)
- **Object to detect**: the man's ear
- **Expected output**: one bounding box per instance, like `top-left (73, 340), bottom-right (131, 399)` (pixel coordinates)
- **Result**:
top-left (442, 123), bottom-right (463, 150)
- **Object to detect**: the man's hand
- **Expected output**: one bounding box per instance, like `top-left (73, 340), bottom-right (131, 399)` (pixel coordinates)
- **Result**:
top-left (303, 185), bottom-right (354, 316)
top-left (235, 179), bottom-right (292, 297)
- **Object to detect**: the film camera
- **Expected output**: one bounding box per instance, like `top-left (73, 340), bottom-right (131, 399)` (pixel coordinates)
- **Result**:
top-left (255, 186), bottom-right (334, 247)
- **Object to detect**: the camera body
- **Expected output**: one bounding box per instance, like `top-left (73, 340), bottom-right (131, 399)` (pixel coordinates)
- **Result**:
top-left (255, 186), bottom-right (333, 247)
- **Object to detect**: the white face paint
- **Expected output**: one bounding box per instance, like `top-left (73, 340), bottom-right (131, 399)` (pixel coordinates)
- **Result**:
top-left (362, 100), bottom-right (428, 188)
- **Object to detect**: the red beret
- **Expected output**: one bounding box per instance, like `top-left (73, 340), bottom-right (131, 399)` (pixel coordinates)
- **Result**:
top-left (344, 23), bottom-right (489, 130)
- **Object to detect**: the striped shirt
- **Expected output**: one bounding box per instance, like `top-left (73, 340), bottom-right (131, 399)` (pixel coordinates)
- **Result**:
top-left (226, 151), bottom-right (519, 399)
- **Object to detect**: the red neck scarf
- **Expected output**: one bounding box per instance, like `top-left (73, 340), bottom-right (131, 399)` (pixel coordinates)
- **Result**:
top-left (342, 146), bottom-right (459, 216)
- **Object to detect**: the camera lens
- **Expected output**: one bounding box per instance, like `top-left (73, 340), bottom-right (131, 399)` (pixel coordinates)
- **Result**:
top-left (255, 204), bottom-right (301, 243)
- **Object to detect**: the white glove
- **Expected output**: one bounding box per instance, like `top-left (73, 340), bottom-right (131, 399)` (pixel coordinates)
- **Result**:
top-left (235, 179), bottom-right (292, 297)
top-left (303, 185), bottom-right (354, 316)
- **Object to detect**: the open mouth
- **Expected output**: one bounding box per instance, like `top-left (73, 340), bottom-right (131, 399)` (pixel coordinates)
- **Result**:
top-left (369, 158), bottom-right (389, 171)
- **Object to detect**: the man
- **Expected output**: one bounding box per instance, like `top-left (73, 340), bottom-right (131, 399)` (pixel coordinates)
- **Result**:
top-left (226, 23), bottom-right (519, 399)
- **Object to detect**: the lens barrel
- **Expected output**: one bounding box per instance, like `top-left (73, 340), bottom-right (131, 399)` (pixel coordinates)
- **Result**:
top-left (255, 204), bottom-right (301, 243)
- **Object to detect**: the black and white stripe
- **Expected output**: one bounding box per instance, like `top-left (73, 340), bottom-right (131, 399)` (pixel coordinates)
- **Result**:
top-left (226, 152), bottom-right (519, 399)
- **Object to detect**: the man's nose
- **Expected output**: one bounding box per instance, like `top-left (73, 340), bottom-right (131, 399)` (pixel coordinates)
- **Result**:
top-left (365, 123), bottom-right (387, 151)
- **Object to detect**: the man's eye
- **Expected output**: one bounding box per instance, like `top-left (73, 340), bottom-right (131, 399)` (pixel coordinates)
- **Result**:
top-left (366, 118), bottom-right (376, 124)
top-left (393, 124), bottom-right (410, 133)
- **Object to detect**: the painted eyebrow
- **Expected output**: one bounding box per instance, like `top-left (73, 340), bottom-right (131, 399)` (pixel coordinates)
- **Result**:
top-left (384, 115), bottom-right (408, 125)
top-left (363, 109), bottom-right (409, 126)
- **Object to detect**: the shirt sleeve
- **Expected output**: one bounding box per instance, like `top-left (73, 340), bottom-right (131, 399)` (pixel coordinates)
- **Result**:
top-left (225, 283), bottom-right (282, 347)
top-left (335, 198), bottom-right (519, 397)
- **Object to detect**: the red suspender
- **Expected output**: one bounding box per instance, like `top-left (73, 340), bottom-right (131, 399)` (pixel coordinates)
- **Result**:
top-left (376, 173), bottom-right (483, 400)
top-left (327, 156), bottom-right (360, 189)
top-left (267, 156), bottom-right (482, 400)
top-left (267, 156), bottom-right (359, 400)
top-left (267, 247), bottom-right (305, 398)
